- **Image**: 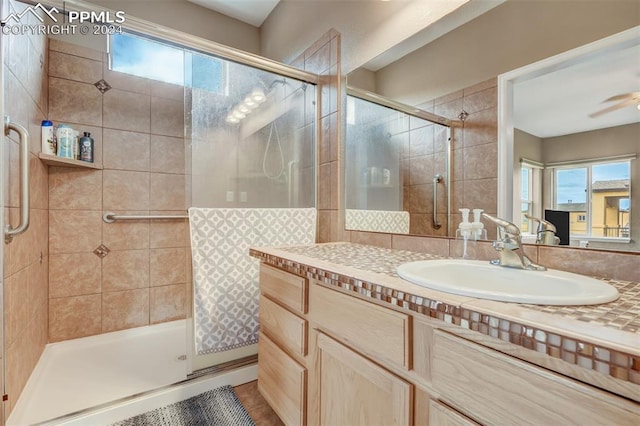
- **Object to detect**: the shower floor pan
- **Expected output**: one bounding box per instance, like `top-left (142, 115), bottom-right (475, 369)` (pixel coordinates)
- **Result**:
top-left (9, 320), bottom-right (189, 425)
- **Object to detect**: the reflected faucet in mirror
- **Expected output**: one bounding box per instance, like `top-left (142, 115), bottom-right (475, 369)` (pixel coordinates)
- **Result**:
top-left (525, 214), bottom-right (560, 246)
top-left (482, 213), bottom-right (546, 271)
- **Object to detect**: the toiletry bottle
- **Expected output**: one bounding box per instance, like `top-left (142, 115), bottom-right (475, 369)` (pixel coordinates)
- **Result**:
top-left (79, 132), bottom-right (94, 163)
top-left (472, 209), bottom-right (485, 240)
top-left (458, 208), bottom-right (472, 237)
top-left (56, 124), bottom-right (75, 159)
top-left (41, 120), bottom-right (55, 155)
top-left (73, 130), bottom-right (80, 160)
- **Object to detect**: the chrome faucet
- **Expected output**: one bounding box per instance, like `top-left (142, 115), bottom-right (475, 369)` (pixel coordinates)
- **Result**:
top-left (482, 213), bottom-right (546, 271)
top-left (525, 214), bottom-right (560, 245)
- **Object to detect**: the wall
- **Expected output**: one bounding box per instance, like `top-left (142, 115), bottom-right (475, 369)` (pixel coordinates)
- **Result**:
top-left (375, 0), bottom-right (640, 105)
top-left (541, 123), bottom-right (639, 251)
top-left (284, 30), bottom-right (341, 243)
top-left (2, 0), bottom-right (50, 416)
top-left (46, 39), bottom-right (190, 342)
top-left (89, 0), bottom-right (260, 54)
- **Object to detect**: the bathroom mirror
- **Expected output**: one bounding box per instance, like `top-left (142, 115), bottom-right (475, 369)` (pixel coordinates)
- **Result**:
top-left (343, 0), bottom-right (638, 252)
top-left (498, 27), bottom-right (640, 252)
top-left (344, 87), bottom-right (452, 236)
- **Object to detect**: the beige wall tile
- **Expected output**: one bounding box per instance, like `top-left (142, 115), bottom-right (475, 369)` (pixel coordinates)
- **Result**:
top-left (5, 332), bottom-right (30, 414)
top-left (409, 125), bottom-right (434, 158)
top-left (150, 81), bottom-right (184, 101)
top-left (103, 169), bottom-right (150, 211)
top-left (49, 167), bottom-right (102, 210)
top-left (330, 161), bottom-right (339, 210)
top-left (102, 249), bottom-right (150, 291)
top-left (30, 154), bottom-right (49, 210)
top-left (463, 77), bottom-right (497, 96)
top-left (463, 178), bottom-right (498, 214)
top-left (150, 135), bottom-right (185, 174)
top-left (350, 231), bottom-right (392, 248)
top-left (49, 38), bottom-right (104, 62)
top-left (434, 96), bottom-right (463, 120)
top-left (49, 294), bottom-right (102, 342)
top-left (150, 284), bottom-right (187, 324)
top-left (305, 41), bottom-right (330, 74)
top-left (320, 67), bottom-right (338, 118)
top-left (391, 235), bottom-right (449, 257)
top-left (49, 51), bottom-right (102, 84)
top-left (49, 77), bottom-right (102, 127)
top-left (151, 96), bottom-right (184, 137)
top-left (102, 211), bottom-right (150, 250)
top-left (318, 163), bottom-right (331, 210)
top-left (103, 89), bottom-right (151, 133)
top-left (49, 252), bottom-right (101, 298)
top-left (102, 288), bottom-right (150, 332)
top-left (538, 247), bottom-right (640, 282)
top-left (150, 213), bottom-right (188, 248)
top-left (49, 210), bottom-right (102, 254)
top-left (150, 173), bottom-right (185, 211)
top-left (5, 268), bottom-right (29, 346)
top-left (463, 142), bottom-right (498, 180)
top-left (103, 65), bottom-right (151, 95)
top-left (319, 113), bottom-right (337, 164)
top-left (150, 248), bottom-right (186, 286)
top-left (463, 86), bottom-right (497, 114)
top-left (463, 107), bottom-right (497, 147)
top-left (318, 210), bottom-right (338, 243)
top-left (409, 155), bottom-right (435, 186)
top-left (103, 129), bottom-right (150, 172)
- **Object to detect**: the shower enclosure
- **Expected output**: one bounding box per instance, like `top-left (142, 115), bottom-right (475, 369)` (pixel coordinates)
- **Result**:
top-left (345, 87), bottom-right (452, 236)
top-left (1, 0), bottom-right (319, 422)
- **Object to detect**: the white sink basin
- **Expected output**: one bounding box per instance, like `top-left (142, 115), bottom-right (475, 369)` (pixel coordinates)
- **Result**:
top-left (396, 259), bottom-right (619, 305)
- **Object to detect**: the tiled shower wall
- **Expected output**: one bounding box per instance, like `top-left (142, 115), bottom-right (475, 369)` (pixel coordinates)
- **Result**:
top-left (290, 29), bottom-right (341, 243)
top-left (46, 39), bottom-right (190, 342)
top-left (2, 0), bottom-right (50, 415)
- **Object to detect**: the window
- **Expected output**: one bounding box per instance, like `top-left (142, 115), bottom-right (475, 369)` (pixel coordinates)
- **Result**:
top-left (519, 160), bottom-right (542, 234)
top-left (521, 166), bottom-right (532, 232)
top-left (110, 32), bottom-right (225, 93)
top-left (553, 160), bottom-right (631, 239)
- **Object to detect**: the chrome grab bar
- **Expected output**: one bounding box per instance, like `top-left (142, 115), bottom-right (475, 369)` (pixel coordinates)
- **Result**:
top-left (103, 211), bottom-right (189, 223)
top-left (4, 116), bottom-right (30, 243)
top-left (432, 174), bottom-right (443, 229)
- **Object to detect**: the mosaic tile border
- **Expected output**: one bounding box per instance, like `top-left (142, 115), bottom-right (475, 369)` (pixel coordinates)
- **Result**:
top-left (250, 249), bottom-right (640, 386)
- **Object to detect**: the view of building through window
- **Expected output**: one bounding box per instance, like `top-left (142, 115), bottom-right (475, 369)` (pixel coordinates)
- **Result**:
top-left (110, 32), bottom-right (225, 93)
top-left (555, 161), bottom-right (631, 238)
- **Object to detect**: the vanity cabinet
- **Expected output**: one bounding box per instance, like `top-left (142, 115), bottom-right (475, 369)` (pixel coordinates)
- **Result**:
top-left (257, 262), bottom-right (639, 426)
top-left (316, 332), bottom-right (412, 426)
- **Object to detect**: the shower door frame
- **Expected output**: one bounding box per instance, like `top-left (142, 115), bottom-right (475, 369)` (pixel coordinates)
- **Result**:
top-left (0, 0), bottom-right (6, 422)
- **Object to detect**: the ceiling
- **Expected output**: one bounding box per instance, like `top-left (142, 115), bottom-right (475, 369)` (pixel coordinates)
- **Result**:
top-left (187, 0), bottom-right (280, 27)
top-left (514, 42), bottom-right (640, 139)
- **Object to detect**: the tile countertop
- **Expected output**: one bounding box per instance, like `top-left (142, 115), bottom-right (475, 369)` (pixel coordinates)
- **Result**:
top-left (250, 242), bottom-right (640, 398)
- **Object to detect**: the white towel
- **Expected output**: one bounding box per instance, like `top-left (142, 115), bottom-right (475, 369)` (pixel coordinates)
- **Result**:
top-left (188, 208), bottom-right (316, 355)
top-left (345, 209), bottom-right (410, 234)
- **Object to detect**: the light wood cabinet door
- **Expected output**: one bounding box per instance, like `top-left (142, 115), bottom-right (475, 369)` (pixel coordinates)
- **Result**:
top-left (316, 333), bottom-right (412, 426)
top-left (260, 264), bottom-right (307, 314)
top-left (432, 330), bottom-right (640, 425)
top-left (258, 332), bottom-right (306, 426)
top-left (259, 295), bottom-right (307, 357)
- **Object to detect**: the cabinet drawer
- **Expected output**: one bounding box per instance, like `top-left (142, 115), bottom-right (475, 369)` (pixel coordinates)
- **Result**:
top-left (310, 283), bottom-right (411, 369)
top-left (260, 264), bottom-right (307, 315)
top-left (432, 331), bottom-right (639, 425)
top-left (258, 332), bottom-right (307, 426)
top-left (259, 295), bottom-right (307, 357)
top-left (429, 400), bottom-right (479, 426)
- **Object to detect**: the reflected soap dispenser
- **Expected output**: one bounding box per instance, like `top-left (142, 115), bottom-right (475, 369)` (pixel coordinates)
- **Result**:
top-left (472, 209), bottom-right (487, 240)
top-left (458, 208), bottom-right (472, 238)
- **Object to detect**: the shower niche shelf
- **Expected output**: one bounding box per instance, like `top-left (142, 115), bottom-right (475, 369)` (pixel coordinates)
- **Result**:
top-left (39, 153), bottom-right (103, 170)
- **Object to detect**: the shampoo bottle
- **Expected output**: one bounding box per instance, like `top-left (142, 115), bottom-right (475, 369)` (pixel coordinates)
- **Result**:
top-left (79, 132), bottom-right (94, 163)
top-left (41, 120), bottom-right (55, 155)
top-left (56, 124), bottom-right (74, 159)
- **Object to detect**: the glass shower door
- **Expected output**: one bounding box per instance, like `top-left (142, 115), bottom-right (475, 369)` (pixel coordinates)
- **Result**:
top-left (185, 52), bottom-right (316, 372)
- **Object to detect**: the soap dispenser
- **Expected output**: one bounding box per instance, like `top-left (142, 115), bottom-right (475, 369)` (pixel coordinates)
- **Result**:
top-left (455, 208), bottom-right (473, 259)
top-left (471, 209), bottom-right (487, 240)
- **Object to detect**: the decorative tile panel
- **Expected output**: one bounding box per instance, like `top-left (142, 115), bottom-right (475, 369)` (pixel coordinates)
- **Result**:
top-left (345, 209), bottom-right (410, 234)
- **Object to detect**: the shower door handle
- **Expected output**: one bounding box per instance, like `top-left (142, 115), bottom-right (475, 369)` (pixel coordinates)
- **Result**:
top-left (432, 174), bottom-right (443, 230)
top-left (4, 116), bottom-right (30, 243)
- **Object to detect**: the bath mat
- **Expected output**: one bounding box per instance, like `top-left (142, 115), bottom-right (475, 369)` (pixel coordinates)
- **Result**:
top-left (111, 385), bottom-right (255, 426)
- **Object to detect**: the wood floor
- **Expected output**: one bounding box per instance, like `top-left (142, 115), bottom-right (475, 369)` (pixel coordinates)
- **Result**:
top-left (234, 381), bottom-right (284, 426)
